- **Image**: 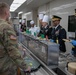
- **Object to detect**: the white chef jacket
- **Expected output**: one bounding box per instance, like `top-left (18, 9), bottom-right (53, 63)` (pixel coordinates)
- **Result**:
top-left (29, 26), bottom-right (40, 35)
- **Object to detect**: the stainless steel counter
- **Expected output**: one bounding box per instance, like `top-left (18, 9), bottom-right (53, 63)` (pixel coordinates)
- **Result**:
top-left (20, 43), bottom-right (57, 75)
top-left (20, 32), bottom-right (59, 66)
top-left (18, 32), bottom-right (76, 75)
top-left (19, 42), bottom-right (70, 75)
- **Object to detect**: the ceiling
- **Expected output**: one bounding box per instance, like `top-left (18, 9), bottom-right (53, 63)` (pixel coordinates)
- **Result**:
top-left (0, 0), bottom-right (13, 6)
top-left (0, 0), bottom-right (53, 17)
top-left (0, 0), bottom-right (52, 13)
top-left (15, 0), bottom-right (53, 13)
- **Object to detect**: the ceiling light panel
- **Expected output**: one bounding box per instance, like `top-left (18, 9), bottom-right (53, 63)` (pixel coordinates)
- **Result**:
top-left (18, 11), bottom-right (23, 14)
top-left (13, 0), bottom-right (26, 4)
top-left (10, 0), bottom-right (26, 12)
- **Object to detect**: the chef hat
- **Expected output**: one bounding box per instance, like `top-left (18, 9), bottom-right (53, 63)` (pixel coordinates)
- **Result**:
top-left (42, 15), bottom-right (49, 23)
top-left (30, 20), bottom-right (34, 25)
top-left (39, 14), bottom-right (44, 20)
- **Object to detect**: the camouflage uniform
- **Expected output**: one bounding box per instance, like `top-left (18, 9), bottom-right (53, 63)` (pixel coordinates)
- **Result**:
top-left (0, 19), bottom-right (28, 75)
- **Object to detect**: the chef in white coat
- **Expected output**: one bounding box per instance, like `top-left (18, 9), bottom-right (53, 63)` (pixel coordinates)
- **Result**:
top-left (29, 20), bottom-right (40, 36)
top-left (40, 15), bottom-right (49, 38)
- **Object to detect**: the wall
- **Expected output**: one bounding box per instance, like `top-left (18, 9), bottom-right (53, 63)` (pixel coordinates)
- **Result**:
top-left (22, 12), bottom-right (32, 20)
top-left (12, 18), bottom-right (19, 25)
top-left (22, 14), bottom-right (26, 19)
top-left (22, 11), bottom-right (38, 26)
top-left (26, 12), bottom-right (32, 20)
top-left (22, 12), bottom-right (32, 26)
top-left (11, 12), bottom-right (18, 18)
top-left (32, 10), bottom-right (38, 25)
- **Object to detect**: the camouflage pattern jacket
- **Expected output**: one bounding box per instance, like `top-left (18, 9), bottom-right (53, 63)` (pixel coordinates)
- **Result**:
top-left (0, 19), bottom-right (27, 75)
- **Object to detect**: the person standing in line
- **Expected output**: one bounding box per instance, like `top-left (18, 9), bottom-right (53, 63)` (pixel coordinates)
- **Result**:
top-left (0, 2), bottom-right (30, 75)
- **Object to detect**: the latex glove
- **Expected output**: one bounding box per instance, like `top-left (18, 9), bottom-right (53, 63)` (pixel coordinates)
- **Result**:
top-left (71, 40), bottom-right (76, 46)
top-left (50, 39), bottom-right (54, 42)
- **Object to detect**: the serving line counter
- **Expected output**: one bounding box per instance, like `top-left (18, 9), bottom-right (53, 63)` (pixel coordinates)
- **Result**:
top-left (18, 43), bottom-right (50, 75)
top-left (19, 42), bottom-right (57, 75)
top-left (20, 32), bottom-right (59, 66)
top-left (18, 32), bottom-right (76, 75)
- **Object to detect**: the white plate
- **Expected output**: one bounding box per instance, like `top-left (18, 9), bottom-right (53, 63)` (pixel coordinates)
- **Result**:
top-left (65, 68), bottom-right (74, 75)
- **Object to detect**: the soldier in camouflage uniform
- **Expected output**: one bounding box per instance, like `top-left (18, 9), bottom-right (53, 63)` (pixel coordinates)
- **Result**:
top-left (0, 2), bottom-right (30, 75)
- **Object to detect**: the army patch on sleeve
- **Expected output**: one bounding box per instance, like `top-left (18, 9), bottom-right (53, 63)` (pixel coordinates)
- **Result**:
top-left (10, 35), bottom-right (17, 40)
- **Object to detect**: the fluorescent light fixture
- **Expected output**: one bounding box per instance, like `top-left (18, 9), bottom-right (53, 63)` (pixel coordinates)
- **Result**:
top-left (18, 11), bottom-right (23, 14)
top-left (24, 12), bottom-right (32, 15)
top-left (10, 0), bottom-right (26, 12)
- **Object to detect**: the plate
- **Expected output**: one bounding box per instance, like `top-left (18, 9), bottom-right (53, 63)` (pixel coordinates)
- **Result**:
top-left (65, 68), bottom-right (74, 75)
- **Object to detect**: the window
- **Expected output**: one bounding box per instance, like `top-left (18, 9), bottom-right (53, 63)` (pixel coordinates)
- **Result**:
top-left (68, 15), bottom-right (76, 32)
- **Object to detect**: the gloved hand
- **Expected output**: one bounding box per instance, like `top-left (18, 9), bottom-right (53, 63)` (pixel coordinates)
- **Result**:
top-left (70, 40), bottom-right (76, 46)
top-left (50, 39), bottom-right (54, 42)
